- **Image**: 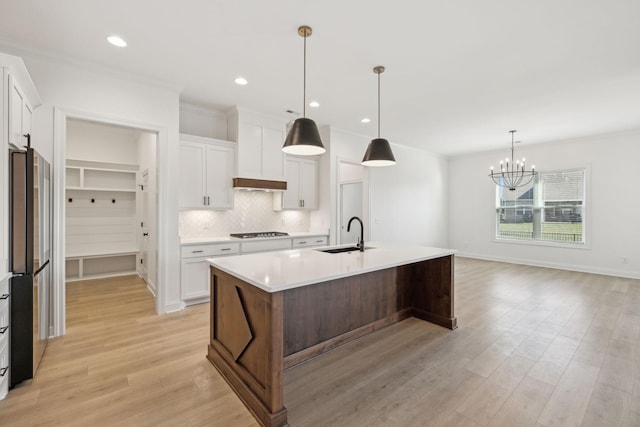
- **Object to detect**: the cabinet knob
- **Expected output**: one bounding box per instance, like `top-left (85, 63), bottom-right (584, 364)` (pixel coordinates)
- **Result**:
top-left (192, 250), bottom-right (204, 254)
top-left (298, 241), bottom-right (307, 245)
top-left (221, 248), bottom-right (231, 251)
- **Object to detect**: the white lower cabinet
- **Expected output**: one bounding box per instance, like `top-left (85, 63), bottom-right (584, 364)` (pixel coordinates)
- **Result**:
top-left (240, 238), bottom-right (292, 254)
top-left (0, 274), bottom-right (10, 400)
top-left (292, 236), bottom-right (328, 249)
top-left (180, 242), bottom-right (240, 305)
top-left (180, 235), bottom-right (328, 306)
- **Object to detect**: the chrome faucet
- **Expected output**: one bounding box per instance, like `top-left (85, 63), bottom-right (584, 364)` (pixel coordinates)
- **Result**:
top-left (347, 216), bottom-right (365, 252)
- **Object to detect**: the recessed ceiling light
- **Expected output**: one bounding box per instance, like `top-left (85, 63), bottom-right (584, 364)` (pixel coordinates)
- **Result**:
top-left (361, 118), bottom-right (371, 123)
top-left (309, 100), bottom-right (320, 108)
top-left (234, 77), bottom-right (248, 85)
top-left (107, 35), bottom-right (127, 47)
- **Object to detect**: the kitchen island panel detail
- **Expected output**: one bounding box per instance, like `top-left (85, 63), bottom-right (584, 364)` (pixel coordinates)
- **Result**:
top-left (208, 268), bottom-right (286, 427)
top-left (283, 267), bottom-right (402, 357)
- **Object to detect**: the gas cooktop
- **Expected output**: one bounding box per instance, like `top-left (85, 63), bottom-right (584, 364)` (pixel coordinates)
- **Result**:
top-left (230, 231), bottom-right (289, 239)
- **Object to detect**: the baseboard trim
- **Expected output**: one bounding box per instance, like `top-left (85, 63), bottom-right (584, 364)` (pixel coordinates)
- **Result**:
top-left (457, 252), bottom-right (640, 280)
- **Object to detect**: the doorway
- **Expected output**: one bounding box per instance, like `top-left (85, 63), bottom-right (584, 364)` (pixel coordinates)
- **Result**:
top-left (337, 160), bottom-right (368, 245)
top-left (61, 117), bottom-right (159, 327)
top-left (340, 182), bottom-right (363, 245)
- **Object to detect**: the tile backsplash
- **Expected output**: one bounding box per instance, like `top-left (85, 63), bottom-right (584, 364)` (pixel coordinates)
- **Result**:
top-left (179, 191), bottom-right (311, 238)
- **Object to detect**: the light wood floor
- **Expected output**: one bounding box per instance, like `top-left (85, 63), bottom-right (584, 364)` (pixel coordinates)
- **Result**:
top-left (1, 258), bottom-right (639, 426)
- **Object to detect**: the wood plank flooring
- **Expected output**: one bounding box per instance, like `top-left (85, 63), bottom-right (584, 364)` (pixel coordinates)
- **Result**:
top-left (1, 258), bottom-right (639, 426)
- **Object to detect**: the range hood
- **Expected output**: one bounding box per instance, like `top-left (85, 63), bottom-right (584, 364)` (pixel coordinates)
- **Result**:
top-left (233, 177), bottom-right (287, 191)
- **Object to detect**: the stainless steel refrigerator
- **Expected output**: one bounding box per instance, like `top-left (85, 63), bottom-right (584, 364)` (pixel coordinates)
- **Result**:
top-left (9, 135), bottom-right (52, 388)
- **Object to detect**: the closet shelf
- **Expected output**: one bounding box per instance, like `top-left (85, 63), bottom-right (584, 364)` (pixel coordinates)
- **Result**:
top-left (66, 186), bottom-right (137, 193)
top-left (66, 248), bottom-right (139, 259)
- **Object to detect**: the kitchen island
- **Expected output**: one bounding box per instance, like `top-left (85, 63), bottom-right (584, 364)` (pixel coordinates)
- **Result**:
top-left (206, 243), bottom-right (456, 427)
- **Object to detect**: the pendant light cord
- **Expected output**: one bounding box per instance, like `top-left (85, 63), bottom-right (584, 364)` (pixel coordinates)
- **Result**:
top-left (377, 71), bottom-right (381, 138)
top-left (303, 33), bottom-right (307, 118)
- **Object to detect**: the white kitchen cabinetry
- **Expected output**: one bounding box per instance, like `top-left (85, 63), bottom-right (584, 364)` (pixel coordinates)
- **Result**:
top-left (8, 75), bottom-right (34, 147)
top-left (65, 160), bottom-right (139, 281)
top-left (291, 236), bottom-right (328, 249)
top-left (0, 274), bottom-right (10, 399)
top-left (180, 242), bottom-right (240, 304)
top-left (0, 53), bottom-right (41, 402)
top-left (228, 108), bottom-right (286, 182)
top-left (179, 134), bottom-right (234, 210)
top-left (240, 238), bottom-right (292, 254)
top-left (275, 156), bottom-right (318, 210)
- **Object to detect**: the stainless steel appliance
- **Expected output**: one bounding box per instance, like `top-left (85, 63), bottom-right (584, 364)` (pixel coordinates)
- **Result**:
top-left (230, 231), bottom-right (289, 239)
top-left (9, 135), bottom-right (52, 388)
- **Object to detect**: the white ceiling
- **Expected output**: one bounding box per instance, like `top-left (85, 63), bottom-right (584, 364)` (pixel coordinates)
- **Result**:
top-left (1, 0), bottom-right (639, 156)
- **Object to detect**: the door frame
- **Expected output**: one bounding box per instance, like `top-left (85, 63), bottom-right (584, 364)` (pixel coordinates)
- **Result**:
top-left (52, 107), bottom-right (167, 336)
top-left (335, 158), bottom-right (370, 245)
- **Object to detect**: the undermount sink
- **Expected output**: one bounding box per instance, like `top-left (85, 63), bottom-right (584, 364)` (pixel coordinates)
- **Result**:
top-left (316, 246), bottom-right (373, 254)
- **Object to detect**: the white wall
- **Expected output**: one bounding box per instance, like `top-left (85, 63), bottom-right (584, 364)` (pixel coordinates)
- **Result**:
top-left (179, 102), bottom-right (229, 140)
top-left (66, 119), bottom-right (138, 165)
top-left (20, 53), bottom-right (181, 334)
top-left (369, 144), bottom-right (449, 247)
top-left (449, 128), bottom-right (640, 278)
top-left (137, 131), bottom-right (158, 293)
top-left (313, 126), bottom-right (449, 248)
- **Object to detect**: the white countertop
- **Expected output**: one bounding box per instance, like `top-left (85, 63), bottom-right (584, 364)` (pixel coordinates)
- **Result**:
top-left (180, 232), bottom-right (328, 246)
top-left (207, 242), bottom-right (455, 293)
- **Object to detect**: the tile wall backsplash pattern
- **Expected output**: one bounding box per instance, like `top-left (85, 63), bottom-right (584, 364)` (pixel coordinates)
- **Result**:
top-left (179, 191), bottom-right (311, 238)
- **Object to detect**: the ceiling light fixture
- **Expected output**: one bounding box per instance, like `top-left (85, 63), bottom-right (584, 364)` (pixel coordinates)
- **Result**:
top-left (234, 77), bottom-right (248, 85)
top-left (489, 130), bottom-right (536, 191)
top-left (107, 35), bottom-right (127, 47)
top-left (309, 100), bottom-right (320, 108)
top-left (282, 25), bottom-right (325, 156)
top-left (361, 118), bottom-right (371, 124)
top-left (362, 66), bottom-right (396, 167)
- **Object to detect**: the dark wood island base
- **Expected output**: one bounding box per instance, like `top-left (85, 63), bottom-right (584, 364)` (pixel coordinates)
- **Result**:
top-left (207, 255), bottom-right (456, 427)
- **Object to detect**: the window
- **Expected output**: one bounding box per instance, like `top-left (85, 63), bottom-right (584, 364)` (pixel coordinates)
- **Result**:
top-left (495, 169), bottom-right (586, 244)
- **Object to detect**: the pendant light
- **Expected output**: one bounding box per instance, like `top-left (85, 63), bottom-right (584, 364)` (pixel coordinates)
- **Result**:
top-left (362, 66), bottom-right (396, 167)
top-left (282, 25), bottom-right (325, 156)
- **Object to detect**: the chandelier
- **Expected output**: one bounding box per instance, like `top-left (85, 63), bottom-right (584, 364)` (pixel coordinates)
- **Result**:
top-left (489, 130), bottom-right (536, 191)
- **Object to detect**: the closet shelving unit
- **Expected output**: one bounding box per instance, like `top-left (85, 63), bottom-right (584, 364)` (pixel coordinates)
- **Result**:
top-left (65, 160), bottom-right (139, 281)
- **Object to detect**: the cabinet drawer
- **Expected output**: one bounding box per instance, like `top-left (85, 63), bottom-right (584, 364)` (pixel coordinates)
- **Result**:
top-left (0, 341), bottom-right (8, 400)
top-left (181, 242), bottom-right (240, 258)
top-left (0, 300), bottom-right (8, 355)
top-left (0, 274), bottom-right (8, 298)
top-left (241, 239), bottom-right (292, 254)
top-left (292, 236), bottom-right (328, 248)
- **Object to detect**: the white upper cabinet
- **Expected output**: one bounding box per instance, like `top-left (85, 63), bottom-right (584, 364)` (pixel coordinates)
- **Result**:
top-left (1, 53), bottom-right (41, 281)
top-left (10, 77), bottom-right (34, 145)
top-left (278, 156), bottom-right (318, 210)
top-left (2, 54), bottom-right (40, 149)
top-left (179, 134), bottom-right (235, 210)
top-left (228, 107), bottom-right (286, 182)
